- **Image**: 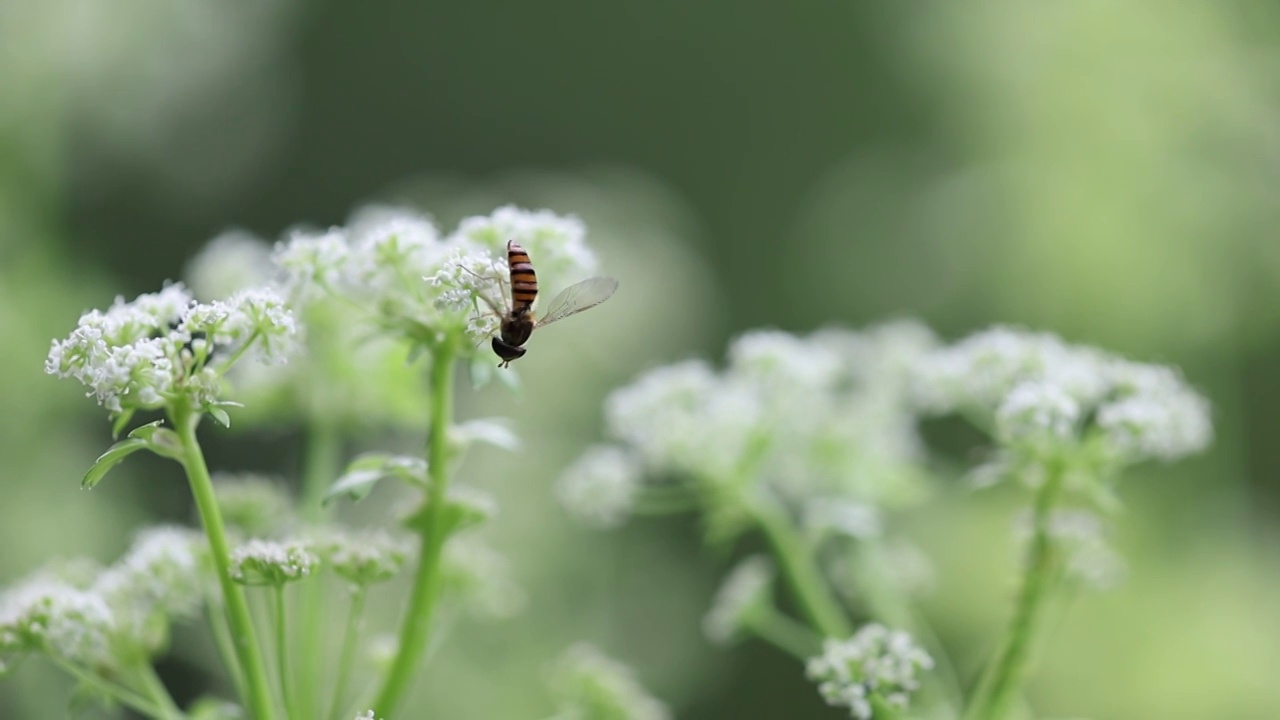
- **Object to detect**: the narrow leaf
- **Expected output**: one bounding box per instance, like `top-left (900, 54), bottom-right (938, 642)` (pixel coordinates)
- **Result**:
top-left (110, 409), bottom-right (136, 440)
top-left (208, 406), bottom-right (231, 428)
top-left (127, 420), bottom-right (166, 441)
top-left (453, 418), bottom-right (520, 451)
top-left (82, 439), bottom-right (148, 489)
top-left (323, 469), bottom-right (387, 505)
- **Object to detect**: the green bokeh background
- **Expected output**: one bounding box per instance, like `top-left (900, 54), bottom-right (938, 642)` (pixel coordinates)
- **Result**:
top-left (3, 1), bottom-right (1280, 718)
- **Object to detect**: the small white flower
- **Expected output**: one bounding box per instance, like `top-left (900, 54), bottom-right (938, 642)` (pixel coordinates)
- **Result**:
top-left (94, 526), bottom-right (206, 653)
top-left (0, 575), bottom-right (116, 668)
top-left (48, 282), bottom-right (298, 417)
top-left (1096, 362), bottom-right (1212, 462)
top-left (449, 205), bottom-right (596, 284)
top-left (556, 446), bottom-right (643, 529)
top-left (229, 539), bottom-right (317, 586)
top-left (549, 643), bottom-right (671, 720)
top-left (915, 325), bottom-right (1212, 466)
top-left (995, 381), bottom-right (1082, 446)
top-left (314, 528), bottom-right (412, 587)
top-left (703, 556), bottom-right (775, 644)
top-left (272, 227), bottom-right (350, 301)
top-left (806, 624), bottom-right (933, 720)
top-left (605, 360), bottom-right (762, 482)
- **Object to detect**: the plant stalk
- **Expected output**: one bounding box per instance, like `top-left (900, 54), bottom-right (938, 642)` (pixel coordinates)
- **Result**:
top-left (328, 585), bottom-right (368, 720)
top-left (174, 409), bottom-right (276, 720)
top-left (751, 500), bottom-right (852, 638)
top-left (962, 464), bottom-right (1066, 720)
top-left (372, 339), bottom-right (457, 715)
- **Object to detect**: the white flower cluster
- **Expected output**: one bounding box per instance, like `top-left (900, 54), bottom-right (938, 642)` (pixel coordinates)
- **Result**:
top-left (229, 539), bottom-right (317, 586)
top-left (703, 555), bottom-right (775, 644)
top-left (1, 526), bottom-right (208, 669)
top-left (555, 446), bottom-right (644, 529)
top-left (177, 205), bottom-right (599, 426)
top-left (93, 526), bottom-right (207, 651)
top-left (45, 283), bottom-right (298, 416)
top-left (314, 528), bottom-right (413, 587)
top-left (271, 205), bottom-right (597, 345)
top-left (558, 322), bottom-right (936, 527)
top-left (214, 473), bottom-right (297, 538)
top-left (0, 574), bottom-right (115, 669)
top-left (914, 326), bottom-right (1212, 463)
top-left (548, 643), bottom-right (671, 720)
top-left (806, 624), bottom-right (934, 720)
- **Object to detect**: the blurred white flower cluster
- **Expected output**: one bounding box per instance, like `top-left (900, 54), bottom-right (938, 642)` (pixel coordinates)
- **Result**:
top-left (914, 326), bottom-right (1212, 464)
top-left (44, 283), bottom-right (297, 418)
top-left (182, 205), bottom-right (599, 428)
top-left (0, 526), bottom-right (207, 672)
top-left (556, 322), bottom-right (937, 532)
top-left (703, 555), bottom-right (775, 644)
top-left (806, 624), bottom-right (934, 720)
top-left (548, 643), bottom-right (671, 720)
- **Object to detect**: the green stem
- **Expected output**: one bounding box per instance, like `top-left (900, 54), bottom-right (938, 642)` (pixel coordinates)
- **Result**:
top-left (134, 662), bottom-right (186, 720)
top-left (273, 587), bottom-right (297, 719)
top-left (372, 339), bottom-right (458, 715)
top-left (962, 464), bottom-right (1066, 720)
top-left (328, 585), bottom-right (368, 720)
top-left (750, 499), bottom-right (851, 638)
top-left (744, 608), bottom-right (821, 660)
top-left (205, 593), bottom-right (247, 701)
top-left (296, 418), bottom-right (341, 720)
top-left (174, 408), bottom-right (277, 720)
top-left (48, 656), bottom-right (164, 719)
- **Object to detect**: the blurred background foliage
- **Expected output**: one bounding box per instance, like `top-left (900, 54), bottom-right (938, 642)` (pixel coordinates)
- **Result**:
top-left (3, 0), bottom-right (1279, 718)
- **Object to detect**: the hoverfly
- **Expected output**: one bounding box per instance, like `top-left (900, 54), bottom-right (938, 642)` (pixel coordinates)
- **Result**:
top-left (474, 240), bottom-right (618, 367)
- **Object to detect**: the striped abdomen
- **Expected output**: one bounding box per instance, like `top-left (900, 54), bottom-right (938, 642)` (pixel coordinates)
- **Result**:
top-left (507, 239), bottom-right (538, 314)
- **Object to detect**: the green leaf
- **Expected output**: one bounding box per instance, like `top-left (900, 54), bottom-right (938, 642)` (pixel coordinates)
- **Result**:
top-left (452, 418), bottom-right (520, 451)
top-left (323, 469), bottom-right (386, 505)
top-left (127, 420), bottom-right (166, 440)
top-left (324, 453), bottom-right (430, 505)
top-left (110, 409), bottom-right (136, 439)
top-left (208, 406), bottom-right (232, 428)
top-left (82, 439), bottom-right (149, 489)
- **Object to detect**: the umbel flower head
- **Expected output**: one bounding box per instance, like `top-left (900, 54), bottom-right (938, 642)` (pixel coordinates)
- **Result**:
top-left (273, 204), bottom-right (598, 349)
top-left (806, 624), bottom-right (934, 720)
top-left (547, 643), bottom-right (671, 720)
top-left (557, 322), bottom-right (937, 532)
top-left (45, 283), bottom-right (298, 419)
top-left (229, 539), bottom-right (318, 586)
top-left (914, 325), bottom-right (1213, 465)
top-left (1, 527), bottom-right (209, 672)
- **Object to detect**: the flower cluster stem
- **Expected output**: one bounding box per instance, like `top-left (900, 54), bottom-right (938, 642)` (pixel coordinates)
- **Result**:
top-left (273, 587), bottom-right (297, 719)
top-left (328, 586), bottom-right (368, 720)
top-left (135, 662), bottom-right (185, 720)
top-left (962, 464), bottom-right (1066, 720)
top-left (296, 416), bottom-right (341, 719)
top-left (175, 409), bottom-right (276, 720)
top-left (372, 339), bottom-right (458, 715)
top-left (49, 656), bottom-right (167, 719)
top-left (745, 608), bottom-right (821, 660)
top-left (751, 500), bottom-right (852, 638)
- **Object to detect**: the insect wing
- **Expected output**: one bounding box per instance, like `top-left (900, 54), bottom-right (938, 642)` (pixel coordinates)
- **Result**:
top-left (535, 277), bottom-right (618, 328)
